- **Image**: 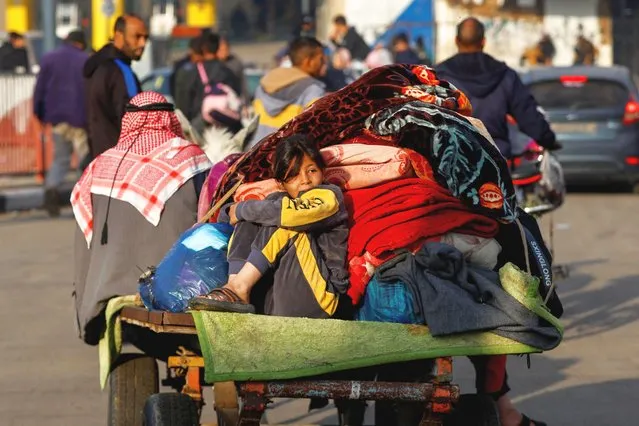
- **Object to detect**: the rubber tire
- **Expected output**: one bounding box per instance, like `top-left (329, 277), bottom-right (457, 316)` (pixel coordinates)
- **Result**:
top-left (108, 354), bottom-right (159, 426)
top-left (143, 393), bottom-right (200, 426)
top-left (444, 394), bottom-right (501, 426)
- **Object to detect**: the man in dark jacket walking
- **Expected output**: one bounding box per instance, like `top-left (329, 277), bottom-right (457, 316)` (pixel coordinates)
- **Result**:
top-left (172, 35), bottom-right (204, 109)
top-left (177, 32), bottom-right (240, 127)
top-left (0, 32), bottom-right (29, 73)
top-left (84, 14), bottom-right (148, 158)
top-left (218, 36), bottom-right (248, 104)
top-left (330, 15), bottom-right (370, 61)
top-left (436, 18), bottom-right (560, 159)
top-left (34, 30), bottom-right (90, 217)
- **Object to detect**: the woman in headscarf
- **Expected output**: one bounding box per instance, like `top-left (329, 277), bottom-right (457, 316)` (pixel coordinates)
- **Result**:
top-left (71, 91), bottom-right (212, 345)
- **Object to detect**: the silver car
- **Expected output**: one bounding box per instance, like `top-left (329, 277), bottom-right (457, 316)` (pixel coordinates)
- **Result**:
top-left (522, 65), bottom-right (639, 191)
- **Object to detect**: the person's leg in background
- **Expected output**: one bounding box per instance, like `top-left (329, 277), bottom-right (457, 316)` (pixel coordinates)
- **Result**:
top-left (44, 129), bottom-right (72, 217)
top-left (469, 355), bottom-right (509, 399)
top-left (469, 355), bottom-right (544, 426)
top-left (69, 126), bottom-right (90, 173)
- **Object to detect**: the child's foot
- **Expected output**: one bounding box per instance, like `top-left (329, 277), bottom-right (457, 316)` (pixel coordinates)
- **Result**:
top-left (497, 396), bottom-right (546, 426)
top-left (189, 287), bottom-right (256, 313)
top-left (225, 277), bottom-right (252, 303)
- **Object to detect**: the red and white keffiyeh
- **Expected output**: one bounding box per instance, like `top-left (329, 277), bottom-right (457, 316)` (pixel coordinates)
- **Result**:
top-left (71, 92), bottom-right (212, 247)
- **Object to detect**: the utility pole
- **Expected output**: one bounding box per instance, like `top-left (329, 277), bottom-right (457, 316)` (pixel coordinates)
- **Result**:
top-left (42, 0), bottom-right (56, 53)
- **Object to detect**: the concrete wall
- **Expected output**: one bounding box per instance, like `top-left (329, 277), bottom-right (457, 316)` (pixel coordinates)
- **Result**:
top-left (316, 0), bottom-right (423, 45)
top-left (315, 0), bottom-right (346, 42)
top-left (544, 0), bottom-right (612, 66)
top-left (343, 0), bottom-right (415, 44)
top-left (435, 0), bottom-right (612, 68)
top-left (0, 0), bottom-right (5, 32)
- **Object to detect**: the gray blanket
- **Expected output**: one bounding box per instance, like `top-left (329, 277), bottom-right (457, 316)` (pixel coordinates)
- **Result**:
top-left (376, 242), bottom-right (561, 350)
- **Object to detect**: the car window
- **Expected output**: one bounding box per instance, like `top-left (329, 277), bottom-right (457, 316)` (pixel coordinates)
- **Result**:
top-left (529, 78), bottom-right (629, 110)
top-left (141, 74), bottom-right (170, 96)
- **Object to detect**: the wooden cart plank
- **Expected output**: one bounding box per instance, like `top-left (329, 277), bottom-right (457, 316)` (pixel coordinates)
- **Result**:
top-left (120, 317), bottom-right (198, 334)
top-left (121, 306), bottom-right (195, 328)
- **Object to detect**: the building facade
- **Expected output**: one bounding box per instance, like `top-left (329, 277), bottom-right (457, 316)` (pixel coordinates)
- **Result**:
top-left (316, 0), bottom-right (616, 68)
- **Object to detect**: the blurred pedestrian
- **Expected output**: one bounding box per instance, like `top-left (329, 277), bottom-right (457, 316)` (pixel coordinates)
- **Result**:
top-left (0, 31), bottom-right (29, 73)
top-left (298, 14), bottom-right (316, 38)
top-left (218, 36), bottom-right (249, 104)
top-left (274, 14), bottom-right (316, 65)
top-left (574, 34), bottom-right (597, 65)
top-left (174, 35), bottom-right (204, 114)
top-left (84, 14), bottom-right (148, 158)
top-left (391, 32), bottom-right (421, 65)
top-left (323, 48), bottom-right (356, 92)
top-left (330, 15), bottom-right (370, 61)
top-left (180, 31), bottom-right (240, 129)
top-left (249, 37), bottom-right (326, 148)
top-left (539, 33), bottom-right (555, 65)
top-left (170, 33), bottom-right (204, 99)
top-left (365, 43), bottom-right (394, 69)
top-left (520, 43), bottom-right (544, 67)
top-left (33, 30), bottom-right (90, 217)
top-left (415, 36), bottom-right (433, 66)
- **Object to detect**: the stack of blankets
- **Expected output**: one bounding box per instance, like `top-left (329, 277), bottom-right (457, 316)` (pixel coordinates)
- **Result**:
top-left (202, 64), bottom-right (561, 350)
top-left (226, 143), bottom-right (502, 307)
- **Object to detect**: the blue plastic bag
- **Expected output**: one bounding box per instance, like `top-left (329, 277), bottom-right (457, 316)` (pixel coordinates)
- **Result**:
top-left (356, 276), bottom-right (423, 324)
top-left (139, 223), bottom-right (234, 312)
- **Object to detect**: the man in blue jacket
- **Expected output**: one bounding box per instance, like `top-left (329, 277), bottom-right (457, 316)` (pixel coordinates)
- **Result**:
top-left (33, 30), bottom-right (90, 217)
top-left (436, 17), bottom-right (561, 159)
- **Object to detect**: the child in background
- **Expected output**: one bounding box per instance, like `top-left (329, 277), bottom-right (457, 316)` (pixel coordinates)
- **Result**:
top-left (190, 134), bottom-right (350, 318)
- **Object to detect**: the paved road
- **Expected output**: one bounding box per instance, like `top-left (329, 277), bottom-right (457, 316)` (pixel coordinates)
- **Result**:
top-left (1, 193), bottom-right (638, 425)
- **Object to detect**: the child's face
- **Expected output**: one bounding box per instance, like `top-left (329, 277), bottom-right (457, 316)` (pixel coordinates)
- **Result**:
top-left (281, 154), bottom-right (323, 198)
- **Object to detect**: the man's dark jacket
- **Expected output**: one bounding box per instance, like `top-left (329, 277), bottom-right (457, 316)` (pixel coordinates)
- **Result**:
top-left (33, 43), bottom-right (89, 128)
top-left (0, 44), bottom-right (29, 72)
top-left (436, 52), bottom-right (556, 158)
top-left (83, 44), bottom-right (141, 158)
top-left (169, 54), bottom-right (190, 98)
top-left (176, 59), bottom-right (240, 121)
top-left (335, 27), bottom-right (370, 61)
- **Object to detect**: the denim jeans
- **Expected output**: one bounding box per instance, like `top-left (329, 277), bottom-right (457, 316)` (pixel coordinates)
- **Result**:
top-left (45, 124), bottom-right (88, 190)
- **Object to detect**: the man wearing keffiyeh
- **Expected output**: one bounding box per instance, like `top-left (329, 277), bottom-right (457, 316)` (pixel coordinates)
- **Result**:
top-left (71, 91), bottom-right (212, 346)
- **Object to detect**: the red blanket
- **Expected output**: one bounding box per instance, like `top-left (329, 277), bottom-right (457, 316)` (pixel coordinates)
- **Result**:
top-left (345, 178), bottom-right (499, 260)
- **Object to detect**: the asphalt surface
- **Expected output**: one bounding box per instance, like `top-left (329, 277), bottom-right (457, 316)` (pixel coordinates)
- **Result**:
top-left (1, 192), bottom-right (638, 425)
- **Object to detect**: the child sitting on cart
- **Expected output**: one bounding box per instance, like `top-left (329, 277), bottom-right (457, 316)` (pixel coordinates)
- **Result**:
top-left (191, 134), bottom-right (350, 318)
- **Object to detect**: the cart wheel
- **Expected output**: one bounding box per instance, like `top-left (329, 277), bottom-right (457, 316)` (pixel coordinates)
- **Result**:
top-left (108, 354), bottom-right (159, 426)
top-left (444, 394), bottom-right (500, 426)
top-left (214, 381), bottom-right (240, 426)
top-left (143, 393), bottom-right (199, 426)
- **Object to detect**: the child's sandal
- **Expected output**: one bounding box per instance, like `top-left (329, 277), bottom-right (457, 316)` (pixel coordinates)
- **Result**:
top-left (189, 287), bottom-right (255, 314)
